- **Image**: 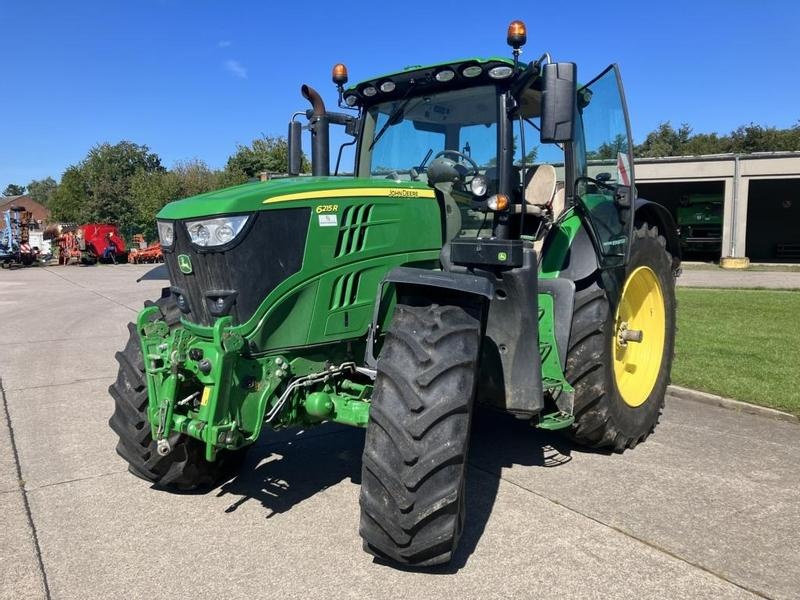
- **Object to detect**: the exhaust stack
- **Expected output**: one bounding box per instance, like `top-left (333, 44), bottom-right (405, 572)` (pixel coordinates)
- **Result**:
top-left (301, 84), bottom-right (330, 177)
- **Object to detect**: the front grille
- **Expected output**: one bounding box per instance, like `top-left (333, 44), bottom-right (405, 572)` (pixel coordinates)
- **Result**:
top-left (164, 208), bottom-right (310, 326)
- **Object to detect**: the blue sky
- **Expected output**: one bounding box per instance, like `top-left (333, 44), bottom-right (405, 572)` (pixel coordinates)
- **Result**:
top-left (1, 0), bottom-right (798, 187)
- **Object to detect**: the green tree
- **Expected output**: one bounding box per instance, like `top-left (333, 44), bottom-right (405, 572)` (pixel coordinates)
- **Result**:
top-left (635, 122), bottom-right (692, 158)
top-left (48, 141), bottom-right (164, 234)
top-left (2, 183), bottom-right (26, 196)
top-left (128, 170), bottom-right (183, 240)
top-left (588, 134), bottom-right (629, 161)
top-left (26, 177), bottom-right (58, 207)
top-left (49, 166), bottom-right (89, 223)
top-left (634, 120), bottom-right (800, 158)
top-left (225, 135), bottom-right (309, 178)
top-left (127, 159), bottom-right (249, 241)
top-left (683, 132), bottom-right (727, 156)
top-left (728, 123), bottom-right (800, 153)
top-left (172, 159), bottom-right (221, 197)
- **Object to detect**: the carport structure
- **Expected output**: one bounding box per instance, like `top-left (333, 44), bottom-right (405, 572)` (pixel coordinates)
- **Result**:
top-left (634, 152), bottom-right (800, 264)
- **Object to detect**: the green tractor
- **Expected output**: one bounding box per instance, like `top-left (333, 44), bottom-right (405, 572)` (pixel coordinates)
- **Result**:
top-left (109, 21), bottom-right (680, 567)
top-left (677, 192), bottom-right (723, 255)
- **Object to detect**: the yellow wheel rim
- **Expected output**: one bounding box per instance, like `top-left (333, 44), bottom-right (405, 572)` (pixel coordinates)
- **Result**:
top-left (612, 266), bottom-right (666, 407)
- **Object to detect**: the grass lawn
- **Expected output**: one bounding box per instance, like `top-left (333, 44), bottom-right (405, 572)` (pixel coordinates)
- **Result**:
top-left (673, 288), bottom-right (800, 415)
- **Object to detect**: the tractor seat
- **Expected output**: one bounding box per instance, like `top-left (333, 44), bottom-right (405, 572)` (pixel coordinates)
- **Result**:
top-left (551, 185), bottom-right (566, 220)
top-left (524, 164), bottom-right (557, 210)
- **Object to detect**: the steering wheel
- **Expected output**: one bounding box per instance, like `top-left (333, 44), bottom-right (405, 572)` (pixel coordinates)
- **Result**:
top-left (432, 150), bottom-right (480, 177)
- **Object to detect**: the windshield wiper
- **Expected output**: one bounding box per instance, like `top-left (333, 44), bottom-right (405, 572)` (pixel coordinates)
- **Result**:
top-left (369, 97), bottom-right (413, 151)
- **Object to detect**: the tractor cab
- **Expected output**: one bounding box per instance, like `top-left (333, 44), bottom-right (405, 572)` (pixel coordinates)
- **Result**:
top-left (291, 27), bottom-right (640, 274)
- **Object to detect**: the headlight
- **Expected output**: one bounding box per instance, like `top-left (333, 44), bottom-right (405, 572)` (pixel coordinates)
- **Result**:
top-left (185, 215), bottom-right (249, 247)
top-left (435, 69), bottom-right (456, 82)
top-left (462, 65), bottom-right (483, 78)
top-left (470, 175), bottom-right (488, 197)
top-left (488, 66), bottom-right (514, 79)
top-left (157, 221), bottom-right (174, 247)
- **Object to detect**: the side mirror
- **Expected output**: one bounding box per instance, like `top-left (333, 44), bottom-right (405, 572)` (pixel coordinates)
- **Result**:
top-left (540, 62), bottom-right (577, 143)
top-left (288, 120), bottom-right (302, 176)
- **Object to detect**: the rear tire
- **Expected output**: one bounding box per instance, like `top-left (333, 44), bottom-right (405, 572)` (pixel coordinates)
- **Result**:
top-left (359, 303), bottom-right (480, 566)
top-left (108, 295), bottom-right (245, 490)
top-left (564, 222), bottom-right (677, 451)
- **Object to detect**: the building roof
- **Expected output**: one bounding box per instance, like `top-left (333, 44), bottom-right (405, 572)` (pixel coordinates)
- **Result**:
top-left (0, 195), bottom-right (51, 223)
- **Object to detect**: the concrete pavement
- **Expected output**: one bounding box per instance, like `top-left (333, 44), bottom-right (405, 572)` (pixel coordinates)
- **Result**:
top-left (1, 264), bottom-right (798, 599)
top-left (678, 266), bottom-right (800, 289)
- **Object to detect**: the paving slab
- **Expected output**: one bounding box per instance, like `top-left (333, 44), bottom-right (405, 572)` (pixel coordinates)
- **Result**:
top-left (0, 336), bottom-right (125, 392)
top-left (27, 430), bottom-right (755, 600)
top-left (0, 492), bottom-right (46, 600)
top-left (5, 378), bottom-right (123, 490)
top-left (0, 292), bottom-right (140, 345)
top-left (468, 398), bottom-right (800, 600)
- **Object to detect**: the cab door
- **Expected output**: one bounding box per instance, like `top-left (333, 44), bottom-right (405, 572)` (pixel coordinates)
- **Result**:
top-left (575, 65), bottom-right (635, 268)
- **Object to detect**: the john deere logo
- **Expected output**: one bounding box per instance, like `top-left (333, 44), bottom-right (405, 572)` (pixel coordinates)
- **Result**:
top-left (177, 254), bottom-right (193, 274)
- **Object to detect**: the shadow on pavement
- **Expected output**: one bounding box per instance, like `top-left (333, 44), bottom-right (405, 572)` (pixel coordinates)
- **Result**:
top-left (215, 407), bottom-right (581, 571)
top-left (217, 426), bottom-right (365, 518)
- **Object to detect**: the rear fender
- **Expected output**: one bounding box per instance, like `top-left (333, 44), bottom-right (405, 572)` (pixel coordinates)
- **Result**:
top-left (635, 198), bottom-right (682, 271)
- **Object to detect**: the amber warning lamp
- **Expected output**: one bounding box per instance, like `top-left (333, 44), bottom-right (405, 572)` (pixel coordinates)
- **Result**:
top-left (507, 20), bottom-right (527, 49)
top-left (507, 20), bottom-right (527, 67)
top-left (332, 63), bottom-right (349, 87)
top-left (332, 63), bottom-right (351, 109)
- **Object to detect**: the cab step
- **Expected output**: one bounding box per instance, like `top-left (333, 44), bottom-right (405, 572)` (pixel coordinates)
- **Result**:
top-left (536, 411), bottom-right (575, 431)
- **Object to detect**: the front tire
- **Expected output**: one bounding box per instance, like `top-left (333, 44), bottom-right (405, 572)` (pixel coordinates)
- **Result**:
top-left (565, 223), bottom-right (677, 451)
top-left (108, 295), bottom-right (244, 490)
top-left (359, 303), bottom-right (480, 566)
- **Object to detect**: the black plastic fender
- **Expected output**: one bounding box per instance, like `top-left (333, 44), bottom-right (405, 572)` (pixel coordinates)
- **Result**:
top-left (635, 197), bottom-right (682, 270)
top-left (475, 247), bottom-right (545, 418)
top-left (365, 267), bottom-right (493, 368)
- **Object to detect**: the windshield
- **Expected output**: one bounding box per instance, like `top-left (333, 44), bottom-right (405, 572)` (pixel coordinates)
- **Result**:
top-left (363, 85), bottom-right (499, 183)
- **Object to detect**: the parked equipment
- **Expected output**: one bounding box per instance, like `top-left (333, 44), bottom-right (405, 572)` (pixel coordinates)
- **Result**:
top-left (1, 207), bottom-right (41, 268)
top-left (677, 193), bottom-right (723, 254)
top-left (128, 235), bottom-right (164, 263)
top-left (45, 223), bottom-right (127, 265)
top-left (79, 224), bottom-right (127, 264)
top-left (110, 21), bottom-right (680, 567)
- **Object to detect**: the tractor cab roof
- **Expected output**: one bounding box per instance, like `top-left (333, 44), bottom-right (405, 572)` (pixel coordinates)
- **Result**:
top-left (344, 56), bottom-right (525, 108)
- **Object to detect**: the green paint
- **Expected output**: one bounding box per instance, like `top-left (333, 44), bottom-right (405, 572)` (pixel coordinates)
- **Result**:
top-left (304, 391), bottom-right (334, 420)
top-left (536, 411), bottom-right (575, 430)
top-left (497, 251), bottom-right (508, 261)
top-left (141, 177), bottom-right (442, 452)
top-left (537, 293), bottom-right (573, 395)
top-left (539, 209), bottom-right (582, 279)
top-left (157, 177), bottom-right (434, 221)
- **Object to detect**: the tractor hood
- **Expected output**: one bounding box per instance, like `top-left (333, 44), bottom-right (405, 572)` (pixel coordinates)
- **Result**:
top-left (157, 177), bottom-right (435, 220)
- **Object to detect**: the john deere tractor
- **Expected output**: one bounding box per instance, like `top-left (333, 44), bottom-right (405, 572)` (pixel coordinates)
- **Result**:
top-left (110, 21), bottom-right (680, 567)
